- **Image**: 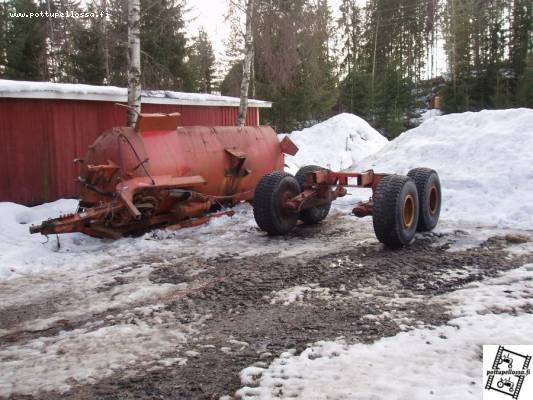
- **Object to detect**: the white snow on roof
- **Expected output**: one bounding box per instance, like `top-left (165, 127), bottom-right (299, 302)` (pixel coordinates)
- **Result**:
top-left (0, 79), bottom-right (272, 108)
top-left (282, 113), bottom-right (389, 173)
top-left (355, 108), bottom-right (533, 229)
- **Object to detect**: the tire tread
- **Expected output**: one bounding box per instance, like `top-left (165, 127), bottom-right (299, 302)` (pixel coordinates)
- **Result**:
top-left (294, 165), bottom-right (332, 224)
top-left (373, 175), bottom-right (417, 248)
top-left (253, 171), bottom-right (296, 234)
top-left (407, 168), bottom-right (440, 231)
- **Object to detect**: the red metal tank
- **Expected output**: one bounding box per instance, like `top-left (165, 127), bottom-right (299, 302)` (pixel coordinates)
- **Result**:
top-left (30, 113), bottom-right (298, 238)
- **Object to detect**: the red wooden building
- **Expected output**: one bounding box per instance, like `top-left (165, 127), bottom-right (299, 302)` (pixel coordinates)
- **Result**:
top-left (0, 80), bottom-right (272, 205)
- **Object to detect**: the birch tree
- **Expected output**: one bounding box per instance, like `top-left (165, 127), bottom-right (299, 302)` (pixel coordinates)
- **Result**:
top-left (237, 0), bottom-right (254, 127)
top-left (101, 0), bottom-right (110, 83)
top-left (127, 0), bottom-right (141, 126)
top-left (223, 0), bottom-right (337, 132)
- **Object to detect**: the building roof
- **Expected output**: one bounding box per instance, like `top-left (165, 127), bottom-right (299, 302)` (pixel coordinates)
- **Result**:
top-left (0, 79), bottom-right (272, 108)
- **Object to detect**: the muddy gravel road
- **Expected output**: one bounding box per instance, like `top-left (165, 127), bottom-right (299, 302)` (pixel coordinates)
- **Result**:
top-left (1, 208), bottom-right (532, 400)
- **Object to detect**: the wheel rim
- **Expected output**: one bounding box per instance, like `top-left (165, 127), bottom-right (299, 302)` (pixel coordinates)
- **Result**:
top-left (428, 185), bottom-right (438, 215)
top-left (403, 194), bottom-right (415, 229)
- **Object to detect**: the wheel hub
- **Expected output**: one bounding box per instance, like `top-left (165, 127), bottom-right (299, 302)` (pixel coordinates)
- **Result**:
top-left (428, 185), bottom-right (438, 215)
top-left (403, 194), bottom-right (415, 229)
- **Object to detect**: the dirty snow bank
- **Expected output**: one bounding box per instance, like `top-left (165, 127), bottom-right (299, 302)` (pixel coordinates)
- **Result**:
top-left (0, 200), bottom-right (351, 280)
top-left (0, 306), bottom-right (200, 396)
top-left (283, 113), bottom-right (388, 174)
top-left (0, 199), bottom-right (180, 280)
top-left (237, 264), bottom-right (533, 399)
top-left (354, 108), bottom-right (533, 229)
top-left (0, 199), bottom-right (239, 280)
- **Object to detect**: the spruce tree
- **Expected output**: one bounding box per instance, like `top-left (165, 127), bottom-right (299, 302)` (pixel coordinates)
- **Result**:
top-left (4, 0), bottom-right (47, 80)
top-left (67, 15), bottom-right (106, 84)
top-left (140, 0), bottom-right (191, 90)
top-left (189, 28), bottom-right (216, 93)
top-left (509, 0), bottom-right (532, 104)
top-left (224, 0), bottom-right (337, 131)
top-left (338, 0), bottom-right (434, 137)
top-left (106, 0), bottom-right (128, 86)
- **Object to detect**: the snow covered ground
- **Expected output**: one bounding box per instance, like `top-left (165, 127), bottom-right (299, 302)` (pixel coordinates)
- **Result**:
top-left (0, 109), bottom-right (532, 399)
top-left (237, 265), bottom-right (533, 399)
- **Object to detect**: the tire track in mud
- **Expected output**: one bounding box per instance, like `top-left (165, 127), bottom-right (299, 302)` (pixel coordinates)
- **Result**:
top-left (20, 231), bottom-right (531, 400)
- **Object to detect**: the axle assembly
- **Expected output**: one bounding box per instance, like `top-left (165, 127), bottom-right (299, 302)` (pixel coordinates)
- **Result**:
top-left (253, 166), bottom-right (441, 247)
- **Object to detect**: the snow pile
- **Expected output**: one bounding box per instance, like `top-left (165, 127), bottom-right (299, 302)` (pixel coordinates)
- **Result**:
top-left (237, 264), bottom-right (533, 399)
top-left (355, 108), bottom-right (533, 229)
top-left (283, 113), bottom-right (388, 174)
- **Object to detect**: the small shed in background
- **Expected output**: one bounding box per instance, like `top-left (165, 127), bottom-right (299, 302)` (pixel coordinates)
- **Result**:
top-left (0, 80), bottom-right (272, 205)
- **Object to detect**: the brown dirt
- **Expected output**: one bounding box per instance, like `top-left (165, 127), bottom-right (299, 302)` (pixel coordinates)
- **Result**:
top-left (4, 228), bottom-right (531, 400)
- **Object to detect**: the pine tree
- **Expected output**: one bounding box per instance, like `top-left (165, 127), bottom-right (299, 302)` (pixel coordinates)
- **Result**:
top-left (102, 0), bottom-right (192, 90)
top-left (440, 0), bottom-right (531, 112)
top-left (515, 54), bottom-right (533, 107)
top-left (338, 0), bottom-right (434, 137)
top-left (188, 28), bottom-right (216, 93)
top-left (65, 2), bottom-right (106, 84)
top-left (220, 61), bottom-right (242, 97)
top-left (106, 0), bottom-right (128, 86)
top-left (44, 0), bottom-right (85, 81)
top-left (223, 0), bottom-right (337, 131)
top-left (509, 0), bottom-right (532, 104)
top-left (4, 0), bottom-right (47, 80)
top-left (140, 0), bottom-right (191, 90)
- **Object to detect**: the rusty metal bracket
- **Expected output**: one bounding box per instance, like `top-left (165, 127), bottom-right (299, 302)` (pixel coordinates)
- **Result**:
top-left (353, 200), bottom-right (374, 217)
top-left (225, 148), bottom-right (250, 177)
top-left (29, 203), bottom-right (125, 235)
top-left (134, 112), bottom-right (181, 133)
top-left (281, 170), bottom-right (389, 217)
top-left (166, 210), bottom-right (235, 231)
top-left (279, 136), bottom-right (299, 156)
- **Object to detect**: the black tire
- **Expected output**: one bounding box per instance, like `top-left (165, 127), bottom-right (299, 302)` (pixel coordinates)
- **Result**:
top-left (407, 168), bottom-right (441, 232)
top-left (372, 175), bottom-right (419, 248)
top-left (294, 165), bottom-right (332, 224)
top-left (253, 171), bottom-right (300, 235)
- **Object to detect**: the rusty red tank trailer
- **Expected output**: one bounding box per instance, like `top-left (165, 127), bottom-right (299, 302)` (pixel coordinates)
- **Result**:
top-left (253, 166), bottom-right (441, 247)
top-left (30, 113), bottom-right (298, 238)
top-left (30, 112), bottom-right (440, 247)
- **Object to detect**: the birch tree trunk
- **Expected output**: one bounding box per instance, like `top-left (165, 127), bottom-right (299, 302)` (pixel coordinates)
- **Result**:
top-left (237, 0), bottom-right (254, 127)
top-left (101, 0), bottom-right (110, 83)
top-left (127, 0), bottom-right (141, 127)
